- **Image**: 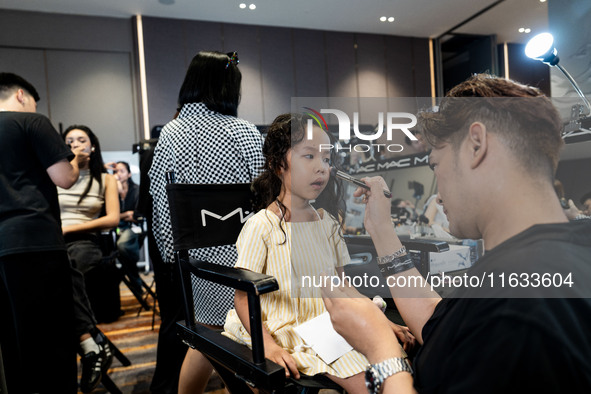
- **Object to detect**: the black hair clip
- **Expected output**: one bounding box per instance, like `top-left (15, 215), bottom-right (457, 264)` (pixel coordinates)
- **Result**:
top-left (225, 51), bottom-right (239, 69)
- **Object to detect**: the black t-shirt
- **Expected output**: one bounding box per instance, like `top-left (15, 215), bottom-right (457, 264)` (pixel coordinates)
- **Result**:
top-left (413, 219), bottom-right (591, 393)
top-left (0, 112), bottom-right (74, 257)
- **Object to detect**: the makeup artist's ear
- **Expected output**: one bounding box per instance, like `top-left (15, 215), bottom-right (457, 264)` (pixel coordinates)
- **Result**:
top-left (467, 122), bottom-right (487, 169)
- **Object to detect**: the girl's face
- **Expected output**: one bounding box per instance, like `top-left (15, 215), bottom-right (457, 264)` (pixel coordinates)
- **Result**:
top-left (65, 129), bottom-right (93, 154)
top-left (115, 163), bottom-right (131, 182)
top-left (280, 125), bottom-right (331, 203)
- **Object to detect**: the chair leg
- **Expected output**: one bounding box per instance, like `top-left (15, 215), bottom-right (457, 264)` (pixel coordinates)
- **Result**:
top-left (109, 340), bottom-right (131, 367)
top-left (100, 373), bottom-right (123, 394)
top-left (140, 277), bottom-right (157, 299)
top-left (208, 357), bottom-right (254, 394)
top-left (120, 274), bottom-right (152, 311)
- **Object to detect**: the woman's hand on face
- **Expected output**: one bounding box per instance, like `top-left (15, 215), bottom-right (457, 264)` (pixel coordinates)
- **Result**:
top-left (104, 161), bottom-right (117, 172)
top-left (564, 199), bottom-right (583, 220)
top-left (265, 342), bottom-right (300, 379)
top-left (71, 146), bottom-right (90, 168)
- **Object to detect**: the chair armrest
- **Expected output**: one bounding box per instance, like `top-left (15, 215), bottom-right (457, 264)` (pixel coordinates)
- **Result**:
top-left (401, 239), bottom-right (449, 253)
top-left (183, 259), bottom-right (279, 296)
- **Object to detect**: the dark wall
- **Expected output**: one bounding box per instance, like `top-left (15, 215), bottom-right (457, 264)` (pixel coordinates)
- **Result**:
top-left (142, 17), bottom-right (432, 128)
top-left (0, 9), bottom-right (140, 150)
top-left (556, 158), bottom-right (591, 209)
top-left (497, 43), bottom-right (551, 95)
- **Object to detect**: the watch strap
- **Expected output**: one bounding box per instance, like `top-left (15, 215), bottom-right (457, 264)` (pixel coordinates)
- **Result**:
top-left (366, 357), bottom-right (412, 394)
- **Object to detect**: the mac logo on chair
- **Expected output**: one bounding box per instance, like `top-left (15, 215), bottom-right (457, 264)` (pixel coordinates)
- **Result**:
top-left (201, 208), bottom-right (253, 227)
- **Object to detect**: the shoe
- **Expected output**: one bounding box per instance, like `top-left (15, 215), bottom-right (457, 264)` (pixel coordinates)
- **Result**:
top-left (80, 350), bottom-right (103, 393)
top-left (92, 331), bottom-right (113, 373)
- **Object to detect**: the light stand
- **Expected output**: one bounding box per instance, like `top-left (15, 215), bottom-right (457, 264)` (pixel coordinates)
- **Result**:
top-left (525, 32), bottom-right (591, 141)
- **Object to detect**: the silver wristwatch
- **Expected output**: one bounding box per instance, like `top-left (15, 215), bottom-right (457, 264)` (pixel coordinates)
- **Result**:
top-left (365, 357), bottom-right (412, 394)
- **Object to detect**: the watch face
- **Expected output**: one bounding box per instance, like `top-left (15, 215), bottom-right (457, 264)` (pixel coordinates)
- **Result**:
top-left (365, 368), bottom-right (377, 393)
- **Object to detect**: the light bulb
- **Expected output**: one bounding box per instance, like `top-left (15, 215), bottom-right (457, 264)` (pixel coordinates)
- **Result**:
top-left (525, 32), bottom-right (554, 59)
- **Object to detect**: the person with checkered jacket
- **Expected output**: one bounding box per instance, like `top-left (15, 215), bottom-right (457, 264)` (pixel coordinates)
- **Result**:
top-left (148, 51), bottom-right (264, 394)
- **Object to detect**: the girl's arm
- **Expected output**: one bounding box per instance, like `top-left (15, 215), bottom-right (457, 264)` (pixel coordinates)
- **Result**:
top-left (234, 289), bottom-right (300, 379)
top-left (63, 174), bottom-right (121, 235)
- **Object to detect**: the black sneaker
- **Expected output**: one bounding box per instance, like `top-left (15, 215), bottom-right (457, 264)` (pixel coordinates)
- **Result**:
top-left (80, 350), bottom-right (103, 393)
top-left (100, 341), bottom-right (113, 373)
top-left (93, 331), bottom-right (113, 373)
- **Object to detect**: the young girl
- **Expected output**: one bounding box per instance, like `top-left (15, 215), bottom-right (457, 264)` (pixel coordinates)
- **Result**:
top-left (224, 113), bottom-right (413, 393)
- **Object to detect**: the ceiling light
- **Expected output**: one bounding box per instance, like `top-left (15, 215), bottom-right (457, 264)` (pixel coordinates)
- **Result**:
top-left (388, 17), bottom-right (395, 22)
top-left (239, 3), bottom-right (246, 8)
top-left (380, 16), bottom-right (387, 22)
top-left (519, 28), bottom-right (525, 33)
top-left (539, 0), bottom-right (547, 2)
top-left (249, 4), bottom-right (256, 10)
top-left (524, 28), bottom-right (531, 33)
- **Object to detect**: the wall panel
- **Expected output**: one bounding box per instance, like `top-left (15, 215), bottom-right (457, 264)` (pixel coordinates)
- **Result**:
top-left (259, 26), bottom-right (295, 123)
top-left (0, 47), bottom-right (50, 117)
top-left (142, 17), bottom-right (186, 127)
top-left (223, 24), bottom-right (264, 124)
top-left (45, 50), bottom-right (137, 150)
top-left (292, 29), bottom-right (329, 114)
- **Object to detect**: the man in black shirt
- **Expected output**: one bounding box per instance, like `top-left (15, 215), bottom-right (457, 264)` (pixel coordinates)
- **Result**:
top-left (323, 74), bottom-right (591, 393)
top-left (0, 73), bottom-right (87, 392)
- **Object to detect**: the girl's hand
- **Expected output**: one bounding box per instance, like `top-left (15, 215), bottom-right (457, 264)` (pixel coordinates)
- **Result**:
top-left (265, 342), bottom-right (300, 379)
top-left (389, 322), bottom-right (416, 353)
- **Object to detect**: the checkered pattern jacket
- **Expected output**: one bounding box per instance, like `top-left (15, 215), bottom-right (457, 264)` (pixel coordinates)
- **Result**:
top-left (148, 102), bottom-right (264, 324)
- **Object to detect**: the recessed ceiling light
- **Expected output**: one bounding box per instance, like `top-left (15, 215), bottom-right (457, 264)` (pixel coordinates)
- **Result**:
top-left (525, 28), bottom-right (531, 33)
top-left (388, 17), bottom-right (395, 22)
top-left (380, 16), bottom-right (387, 22)
top-left (239, 3), bottom-right (246, 8)
top-left (539, 0), bottom-right (547, 3)
top-left (519, 28), bottom-right (525, 33)
top-left (249, 3), bottom-right (256, 10)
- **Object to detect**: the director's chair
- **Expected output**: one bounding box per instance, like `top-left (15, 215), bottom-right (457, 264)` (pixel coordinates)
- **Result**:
top-left (165, 171), bottom-right (343, 393)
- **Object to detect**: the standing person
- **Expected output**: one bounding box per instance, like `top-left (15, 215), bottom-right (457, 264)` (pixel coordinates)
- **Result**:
top-left (58, 125), bottom-right (119, 392)
top-left (149, 51), bottom-right (264, 394)
top-left (114, 160), bottom-right (143, 294)
top-left (0, 72), bottom-right (86, 393)
top-left (223, 114), bottom-right (415, 393)
top-left (322, 74), bottom-right (591, 393)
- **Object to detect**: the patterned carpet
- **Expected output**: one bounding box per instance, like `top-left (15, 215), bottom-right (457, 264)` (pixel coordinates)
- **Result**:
top-left (77, 272), bottom-right (226, 394)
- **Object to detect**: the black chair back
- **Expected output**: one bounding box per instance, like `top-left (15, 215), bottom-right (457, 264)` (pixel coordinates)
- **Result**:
top-left (166, 182), bottom-right (254, 250)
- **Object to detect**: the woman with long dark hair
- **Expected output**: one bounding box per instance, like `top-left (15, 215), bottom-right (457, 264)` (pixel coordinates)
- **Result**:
top-left (113, 160), bottom-right (143, 293)
top-left (59, 125), bottom-right (119, 245)
top-left (148, 51), bottom-right (264, 393)
top-left (57, 124), bottom-right (120, 392)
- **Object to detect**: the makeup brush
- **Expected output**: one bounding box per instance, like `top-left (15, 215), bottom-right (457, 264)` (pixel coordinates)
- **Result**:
top-left (329, 167), bottom-right (392, 198)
